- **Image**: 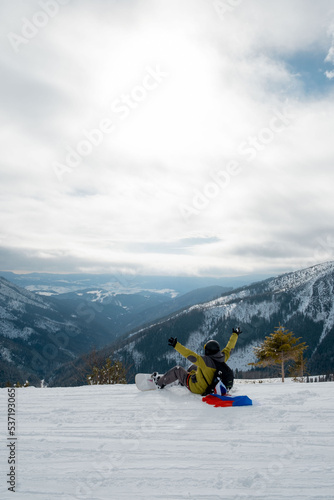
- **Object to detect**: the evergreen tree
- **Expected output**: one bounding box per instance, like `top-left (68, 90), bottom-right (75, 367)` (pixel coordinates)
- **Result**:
top-left (249, 324), bottom-right (308, 382)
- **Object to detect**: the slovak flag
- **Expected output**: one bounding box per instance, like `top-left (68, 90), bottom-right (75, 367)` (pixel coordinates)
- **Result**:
top-left (203, 394), bottom-right (253, 407)
top-left (214, 381), bottom-right (227, 395)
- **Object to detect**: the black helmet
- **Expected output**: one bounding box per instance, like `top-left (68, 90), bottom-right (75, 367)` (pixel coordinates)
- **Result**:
top-left (204, 340), bottom-right (220, 356)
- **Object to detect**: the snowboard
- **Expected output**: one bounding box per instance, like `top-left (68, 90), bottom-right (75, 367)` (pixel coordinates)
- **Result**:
top-left (135, 373), bottom-right (160, 391)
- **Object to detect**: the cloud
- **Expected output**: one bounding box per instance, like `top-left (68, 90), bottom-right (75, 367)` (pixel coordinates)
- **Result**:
top-left (0, 0), bottom-right (334, 277)
top-left (325, 70), bottom-right (334, 79)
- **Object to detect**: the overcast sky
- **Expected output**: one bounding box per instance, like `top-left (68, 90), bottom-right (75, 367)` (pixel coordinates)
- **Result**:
top-left (1, 0), bottom-right (334, 277)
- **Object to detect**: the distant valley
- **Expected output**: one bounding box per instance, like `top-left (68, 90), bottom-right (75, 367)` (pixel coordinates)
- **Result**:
top-left (0, 274), bottom-right (231, 386)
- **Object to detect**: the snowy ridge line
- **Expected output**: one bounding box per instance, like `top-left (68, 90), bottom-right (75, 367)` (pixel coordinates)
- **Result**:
top-left (189, 261), bottom-right (334, 343)
top-left (200, 261), bottom-right (334, 311)
top-left (0, 277), bottom-right (52, 311)
top-left (266, 260), bottom-right (334, 293)
top-left (201, 297), bottom-right (279, 323)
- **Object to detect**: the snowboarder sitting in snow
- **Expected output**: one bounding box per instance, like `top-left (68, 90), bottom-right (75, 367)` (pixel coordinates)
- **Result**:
top-left (152, 327), bottom-right (241, 395)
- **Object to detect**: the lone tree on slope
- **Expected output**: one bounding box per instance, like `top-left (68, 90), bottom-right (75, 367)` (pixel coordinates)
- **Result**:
top-left (249, 325), bottom-right (308, 382)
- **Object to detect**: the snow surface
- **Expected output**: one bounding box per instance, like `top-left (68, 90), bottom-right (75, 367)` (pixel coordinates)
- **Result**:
top-left (1, 380), bottom-right (334, 500)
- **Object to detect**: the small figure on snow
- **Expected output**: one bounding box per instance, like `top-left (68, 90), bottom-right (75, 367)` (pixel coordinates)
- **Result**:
top-left (152, 327), bottom-right (242, 395)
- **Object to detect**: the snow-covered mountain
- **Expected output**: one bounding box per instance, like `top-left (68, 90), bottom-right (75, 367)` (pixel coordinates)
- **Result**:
top-left (0, 277), bottom-right (102, 386)
top-left (0, 276), bottom-right (229, 386)
top-left (2, 262), bottom-right (334, 386)
top-left (104, 262), bottom-right (334, 380)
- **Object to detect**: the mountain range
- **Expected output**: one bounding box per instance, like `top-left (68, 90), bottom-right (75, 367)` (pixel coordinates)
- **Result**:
top-left (0, 276), bottom-right (229, 386)
top-left (58, 260), bottom-right (334, 386)
top-left (1, 262), bottom-right (334, 386)
top-left (0, 271), bottom-right (263, 295)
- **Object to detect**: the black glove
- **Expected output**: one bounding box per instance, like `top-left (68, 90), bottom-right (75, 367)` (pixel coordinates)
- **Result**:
top-left (168, 337), bottom-right (177, 347)
top-left (233, 327), bottom-right (242, 335)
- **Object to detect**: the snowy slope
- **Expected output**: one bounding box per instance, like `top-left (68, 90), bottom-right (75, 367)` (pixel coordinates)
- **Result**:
top-left (1, 381), bottom-right (334, 500)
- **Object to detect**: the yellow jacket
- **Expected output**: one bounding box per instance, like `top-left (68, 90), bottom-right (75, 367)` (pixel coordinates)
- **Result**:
top-left (174, 332), bottom-right (238, 394)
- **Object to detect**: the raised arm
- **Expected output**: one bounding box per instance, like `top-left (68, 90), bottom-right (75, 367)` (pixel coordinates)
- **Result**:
top-left (168, 337), bottom-right (208, 370)
top-left (222, 327), bottom-right (242, 361)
